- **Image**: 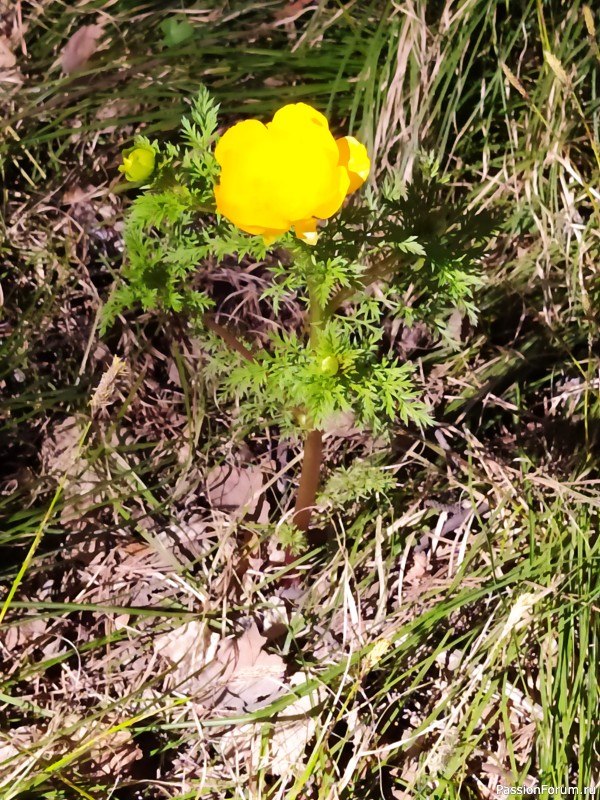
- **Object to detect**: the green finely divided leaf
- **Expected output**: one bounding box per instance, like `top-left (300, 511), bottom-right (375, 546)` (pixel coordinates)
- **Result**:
top-left (105, 88), bottom-right (492, 432)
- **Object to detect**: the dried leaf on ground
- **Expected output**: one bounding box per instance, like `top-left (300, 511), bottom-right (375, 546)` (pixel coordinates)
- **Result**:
top-left (77, 533), bottom-right (193, 614)
top-left (41, 416), bottom-right (101, 525)
top-left (87, 727), bottom-right (142, 777)
top-left (267, 672), bottom-right (324, 775)
top-left (61, 24), bottom-right (104, 74)
top-left (217, 671), bottom-right (324, 776)
top-left (207, 621), bottom-right (286, 712)
top-left (156, 620), bottom-right (286, 713)
top-left (404, 551), bottom-right (430, 584)
top-left (155, 620), bottom-right (220, 692)
top-left (206, 464), bottom-right (264, 516)
top-left (0, 36), bottom-right (16, 68)
top-left (2, 616), bottom-right (62, 660)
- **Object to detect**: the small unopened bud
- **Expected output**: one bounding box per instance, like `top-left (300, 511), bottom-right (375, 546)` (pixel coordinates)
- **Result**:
top-left (118, 146), bottom-right (156, 182)
top-left (295, 411), bottom-right (308, 427)
top-left (319, 355), bottom-right (339, 376)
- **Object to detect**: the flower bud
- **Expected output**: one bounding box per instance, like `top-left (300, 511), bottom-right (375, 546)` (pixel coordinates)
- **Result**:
top-left (319, 355), bottom-right (339, 376)
top-left (119, 146), bottom-right (156, 182)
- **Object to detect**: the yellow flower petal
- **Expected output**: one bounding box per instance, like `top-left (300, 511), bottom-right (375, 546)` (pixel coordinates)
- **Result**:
top-left (337, 136), bottom-right (370, 193)
top-left (268, 137), bottom-right (338, 222)
top-left (214, 173), bottom-right (290, 234)
top-left (214, 120), bottom-right (290, 233)
top-left (214, 119), bottom-right (267, 166)
top-left (261, 230), bottom-right (283, 246)
top-left (213, 103), bottom-right (371, 243)
top-left (312, 165), bottom-right (350, 220)
top-left (269, 102), bottom-right (330, 132)
top-left (266, 105), bottom-right (340, 221)
top-left (294, 218), bottom-right (319, 245)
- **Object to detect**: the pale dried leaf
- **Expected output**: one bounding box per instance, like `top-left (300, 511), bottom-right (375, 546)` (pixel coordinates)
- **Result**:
top-left (405, 551), bottom-right (429, 584)
top-left (216, 723), bottom-right (263, 771)
top-left (218, 671), bottom-right (323, 775)
top-left (155, 515), bottom-right (215, 566)
top-left (61, 25), bottom-right (104, 74)
top-left (0, 36), bottom-right (16, 68)
top-left (3, 617), bottom-right (47, 651)
top-left (89, 727), bottom-right (142, 776)
top-left (154, 620), bottom-right (220, 692)
top-left (205, 621), bottom-right (286, 712)
top-left (158, 620), bottom-right (286, 713)
top-left (206, 465), bottom-right (263, 515)
top-left (268, 672), bottom-right (323, 776)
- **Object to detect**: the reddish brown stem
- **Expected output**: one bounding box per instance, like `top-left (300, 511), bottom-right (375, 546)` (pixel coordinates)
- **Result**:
top-left (292, 429), bottom-right (323, 533)
top-left (202, 313), bottom-right (255, 362)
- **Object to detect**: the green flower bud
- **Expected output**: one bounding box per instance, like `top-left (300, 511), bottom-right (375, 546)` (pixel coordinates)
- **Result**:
top-left (119, 146), bottom-right (156, 182)
top-left (319, 355), bottom-right (339, 376)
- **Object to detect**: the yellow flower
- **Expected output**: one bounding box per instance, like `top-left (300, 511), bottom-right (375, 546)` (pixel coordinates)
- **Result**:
top-left (214, 103), bottom-right (370, 245)
top-left (119, 145), bottom-right (156, 182)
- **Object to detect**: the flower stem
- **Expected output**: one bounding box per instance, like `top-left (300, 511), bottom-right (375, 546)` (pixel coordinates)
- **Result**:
top-left (203, 280), bottom-right (326, 537)
top-left (291, 252), bottom-right (409, 535)
top-left (292, 429), bottom-right (323, 532)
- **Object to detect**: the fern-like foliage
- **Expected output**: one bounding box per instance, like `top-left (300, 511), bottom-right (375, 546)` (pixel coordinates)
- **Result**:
top-left (219, 315), bottom-right (431, 435)
top-left (105, 91), bottom-right (493, 439)
top-left (101, 89), bottom-right (225, 333)
top-left (318, 460), bottom-right (397, 508)
top-left (313, 163), bottom-right (497, 337)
